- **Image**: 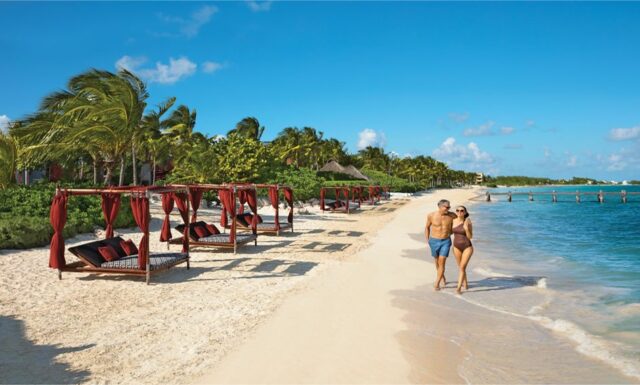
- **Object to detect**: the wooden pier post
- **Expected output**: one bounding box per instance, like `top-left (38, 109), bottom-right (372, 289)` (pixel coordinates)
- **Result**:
top-left (552, 191), bottom-right (558, 203)
top-left (528, 191), bottom-right (534, 201)
top-left (486, 192), bottom-right (491, 202)
top-left (576, 191), bottom-right (581, 203)
top-left (598, 190), bottom-right (604, 203)
top-left (622, 190), bottom-right (627, 203)
top-left (507, 192), bottom-right (512, 202)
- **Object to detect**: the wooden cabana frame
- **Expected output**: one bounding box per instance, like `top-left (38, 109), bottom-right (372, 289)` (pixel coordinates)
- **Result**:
top-left (231, 183), bottom-right (295, 236)
top-left (48, 185), bottom-right (191, 284)
top-left (165, 184), bottom-right (257, 253)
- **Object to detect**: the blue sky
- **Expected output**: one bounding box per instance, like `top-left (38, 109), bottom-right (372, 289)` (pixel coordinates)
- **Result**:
top-left (2, 1), bottom-right (640, 180)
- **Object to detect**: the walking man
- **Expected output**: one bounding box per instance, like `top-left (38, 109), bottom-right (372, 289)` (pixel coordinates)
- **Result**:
top-left (425, 199), bottom-right (456, 290)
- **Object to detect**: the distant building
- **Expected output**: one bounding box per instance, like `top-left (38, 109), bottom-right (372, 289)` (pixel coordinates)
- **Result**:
top-left (475, 172), bottom-right (484, 184)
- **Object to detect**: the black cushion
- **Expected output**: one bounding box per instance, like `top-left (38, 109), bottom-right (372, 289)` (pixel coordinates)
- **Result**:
top-left (68, 240), bottom-right (107, 267)
top-left (235, 213), bottom-right (250, 227)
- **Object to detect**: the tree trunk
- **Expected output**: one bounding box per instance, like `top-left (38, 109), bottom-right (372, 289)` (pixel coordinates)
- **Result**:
top-left (104, 165), bottom-right (113, 186)
top-left (132, 143), bottom-right (138, 185)
top-left (118, 156), bottom-right (126, 186)
top-left (93, 160), bottom-right (98, 185)
top-left (78, 158), bottom-right (84, 181)
top-left (152, 155), bottom-right (156, 185)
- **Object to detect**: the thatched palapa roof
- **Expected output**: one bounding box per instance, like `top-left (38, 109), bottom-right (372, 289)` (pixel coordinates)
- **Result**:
top-left (319, 160), bottom-right (369, 181)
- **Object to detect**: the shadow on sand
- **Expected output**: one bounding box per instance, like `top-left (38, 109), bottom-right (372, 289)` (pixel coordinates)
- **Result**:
top-left (0, 316), bottom-right (93, 384)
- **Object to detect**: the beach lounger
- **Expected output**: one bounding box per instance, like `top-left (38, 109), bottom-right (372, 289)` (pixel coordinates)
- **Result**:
top-left (172, 221), bottom-right (257, 250)
top-left (67, 236), bottom-right (188, 276)
top-left (233, 212), bottom-right (293, 235)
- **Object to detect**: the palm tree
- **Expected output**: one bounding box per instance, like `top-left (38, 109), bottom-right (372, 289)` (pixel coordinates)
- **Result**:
top-left (137, 97), bottom-right (176, 184)
top-left (0, 132), bottom-right (17, 188)
top-left (271, 127), bottom-right (302, 167)
top-left (228, 116), bottom-right (265, 141)
top-left (19, 69), bottom-right (149, 185)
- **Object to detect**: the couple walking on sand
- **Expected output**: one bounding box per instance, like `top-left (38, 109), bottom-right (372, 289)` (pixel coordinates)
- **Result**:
top-left (425, 199), bottom-right (474, 294)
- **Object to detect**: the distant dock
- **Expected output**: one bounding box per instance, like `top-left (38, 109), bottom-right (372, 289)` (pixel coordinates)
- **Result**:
top-left (484, 190), bottom-right (638, 203)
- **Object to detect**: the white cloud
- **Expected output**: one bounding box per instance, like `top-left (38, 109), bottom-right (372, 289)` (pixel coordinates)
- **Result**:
top-left (607, 153), bottom-right (627, 171)
top-left (609, 126), bottom-right (640, 141)
top-left (500, 126), bottom-right (515, 135)
top-left (246, 0), bottom-right (273, 12)
top-left (116, 56), bottom-right (197, 84)
top-left (525, 119), bottom-right (535, 128)
top-left (448, 112), bottom-right (469, 123)
top-left (357, 128), bottom-right (386, 150)
top-left (463, 120), bottom-right (495, 137)
top-left (432, 137), bottom-right (495, 166)
top-left (157, 5), bottom-right (217, 38)
top-left (0, 115), bottom-right (10, 133)
top-left (566, 155), bottom-right (578, 167)
top-left (116, 55), bottom-right (147, 71)
top-left (202, 61), bottom-right (223, 73)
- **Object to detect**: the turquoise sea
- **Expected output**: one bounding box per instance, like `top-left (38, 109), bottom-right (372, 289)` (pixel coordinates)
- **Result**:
top-left (467, 185), bottom-right (640, 379)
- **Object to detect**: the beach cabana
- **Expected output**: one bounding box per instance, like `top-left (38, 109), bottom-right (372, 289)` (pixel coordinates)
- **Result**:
top-left (320, 186), bottom-right (359, 213)
top-left (166, 184), bottom-right (257, 253)
top-left (49, 186), bottom-right (191, 284)
top-left (362, 185), bottom-right (382, 205)
top-left (232, 184), bottom-right (294, 235)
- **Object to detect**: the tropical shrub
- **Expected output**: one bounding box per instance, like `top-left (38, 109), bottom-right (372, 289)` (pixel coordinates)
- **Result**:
top-left (0, 184), bottom-right (135, 249)
top-left (360, 168), bottom-right (421, 193)
top-left (271, 167), bottom-right (325, 202)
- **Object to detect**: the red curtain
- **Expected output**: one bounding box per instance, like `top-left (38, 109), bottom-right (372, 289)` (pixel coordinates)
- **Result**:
top-left (219, 189), bottom-right (236, 243)
top-left (190, 188), bottom-right (204, 223)
top-left (237, 190), bottom-right (247, 215)
top-left (346, 188), bottom-right (350, 213)
top-left (100, 193), bottom-right (121, 238)
top-left (246, 189), bottom-right (258, 234)
top-left (369, 186), bottom-right (375, 204)
top-left (49, 192), bottom-right (68, 269)
top-left (160, 192), bottom-right (174, 242)
top-left (173, 192), bottom-right (189, 253)
top-left (130, 195), bottom-right (149, 270)
top-left (334, 188), bottom-right (341, 208)
top-left (320, 188), bottom-right (326, 211)
top-left (268, 186), bottom-right (280, 229)
top-left (219, 190), bottom-right (228, 228)
top-left (283, 187), bottom-right (294, 224)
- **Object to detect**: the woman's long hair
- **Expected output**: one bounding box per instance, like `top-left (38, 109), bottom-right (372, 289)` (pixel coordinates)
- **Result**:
top-left (457, 205), bottom-right (470, 219)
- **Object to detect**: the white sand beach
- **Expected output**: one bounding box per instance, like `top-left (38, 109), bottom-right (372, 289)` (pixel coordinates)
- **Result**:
top-left (1, 187), bottom-right (636, 384)
top-left (0, 193), bottom-right (409, 384)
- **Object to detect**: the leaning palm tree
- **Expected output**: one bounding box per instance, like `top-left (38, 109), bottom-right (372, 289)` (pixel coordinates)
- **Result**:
top-left (228, 116), bottom-right (265, 141)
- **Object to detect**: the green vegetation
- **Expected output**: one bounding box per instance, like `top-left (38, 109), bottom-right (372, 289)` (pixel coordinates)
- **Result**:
top-left (271, 167), bottom-right (325, 202)
top-left (0, 68), bottom-right (485, 248)
top-left (3, 68), bottom-right (476, 193)
top-left (0, 184), bottom-right (135, 249)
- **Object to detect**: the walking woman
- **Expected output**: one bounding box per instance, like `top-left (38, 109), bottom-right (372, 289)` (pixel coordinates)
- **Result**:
top-left (453, 205), bottom-right (473, 294)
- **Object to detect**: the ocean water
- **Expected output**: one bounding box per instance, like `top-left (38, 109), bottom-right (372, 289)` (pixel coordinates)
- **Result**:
top-left (466, 185), bottom-right (640, 380)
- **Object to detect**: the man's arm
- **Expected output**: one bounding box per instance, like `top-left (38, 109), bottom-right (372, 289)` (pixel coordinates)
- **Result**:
top-left (425, 213), bottom-right (431, 240)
